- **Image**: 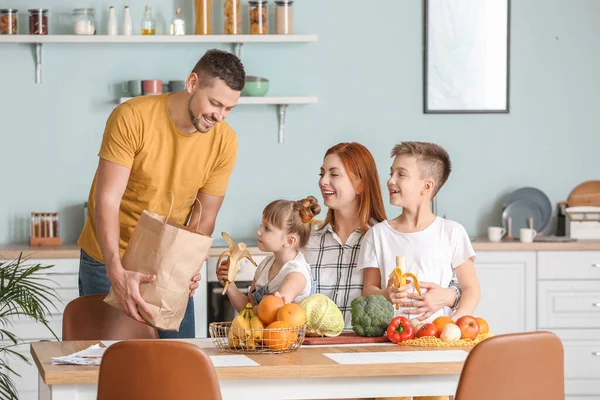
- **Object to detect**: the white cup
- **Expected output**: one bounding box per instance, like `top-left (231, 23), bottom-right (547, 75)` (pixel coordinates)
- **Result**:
top-left (488, 226), bottom-right (506, 242)
top-left (519, 228), bottom-right (537, 243)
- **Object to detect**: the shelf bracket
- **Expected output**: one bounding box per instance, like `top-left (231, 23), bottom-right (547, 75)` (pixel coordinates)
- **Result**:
top-left (232, 43), bottom-right (243, 59)
top-left (277, 104), bottom-right (288, 144)
top-left (35, 43), bottom-right (42, 84)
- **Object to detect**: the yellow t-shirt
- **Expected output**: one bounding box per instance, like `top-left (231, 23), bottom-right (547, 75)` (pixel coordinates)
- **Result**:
top-left (77, 94), bottom-right (238, 264)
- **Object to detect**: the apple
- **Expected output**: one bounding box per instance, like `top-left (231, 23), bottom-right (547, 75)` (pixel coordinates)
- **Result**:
top-left (455, 316), bottom-right (480, 340)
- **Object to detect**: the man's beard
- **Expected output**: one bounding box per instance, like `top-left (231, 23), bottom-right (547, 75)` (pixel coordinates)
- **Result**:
top-left (188, 96), bottom-right (207, 133)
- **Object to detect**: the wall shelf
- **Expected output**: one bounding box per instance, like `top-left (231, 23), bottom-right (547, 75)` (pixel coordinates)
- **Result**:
top-left (119, 96), bottom-right (318, 143)
top-left (0, 34), bottom-right (318, 83)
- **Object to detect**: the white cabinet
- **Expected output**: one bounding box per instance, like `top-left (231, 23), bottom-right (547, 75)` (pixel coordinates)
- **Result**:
top-left (539, 251), bottom-right (600, 397)
top-left (474, 251), bottom-right (537, 334)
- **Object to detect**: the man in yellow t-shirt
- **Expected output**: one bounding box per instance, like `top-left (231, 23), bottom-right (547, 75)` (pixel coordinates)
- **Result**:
top-left (77, 49), bottom-right (245, 339)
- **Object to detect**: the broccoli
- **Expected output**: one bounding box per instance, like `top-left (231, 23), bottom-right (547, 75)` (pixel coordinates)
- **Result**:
top-left (351, 295), bottom-right (395, 337)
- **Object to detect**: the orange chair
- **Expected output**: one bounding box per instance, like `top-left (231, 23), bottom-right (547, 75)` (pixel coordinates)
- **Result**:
top-left (455, 331), bottom-right (564, 400)
top-left (62, 294), bottom-right (159, 341)
top-left (97, 340), bottom-right (222, 400)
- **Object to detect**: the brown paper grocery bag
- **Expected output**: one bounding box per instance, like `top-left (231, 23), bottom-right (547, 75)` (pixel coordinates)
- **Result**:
top-left (105, 193), bottom-right (213, 332)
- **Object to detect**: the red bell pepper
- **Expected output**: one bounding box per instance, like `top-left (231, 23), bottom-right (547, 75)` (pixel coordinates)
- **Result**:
top-left (386, 316), bottom-right (415, 343)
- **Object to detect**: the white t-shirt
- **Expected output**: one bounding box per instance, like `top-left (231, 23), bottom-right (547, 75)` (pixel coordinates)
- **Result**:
top-left (254, 251), bottom-right (312, 303)
top-left (357, 217), bottom-right (475, 323)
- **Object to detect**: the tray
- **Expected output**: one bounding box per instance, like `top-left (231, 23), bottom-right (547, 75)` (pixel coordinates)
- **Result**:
top-left (302, 332), bottom-right (390, 345)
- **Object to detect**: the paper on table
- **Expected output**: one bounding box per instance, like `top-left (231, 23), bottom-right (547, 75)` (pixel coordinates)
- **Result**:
top-left (51, 344), bottom-right (106, 366)
top-left (324, 350), bottom-right (468, 365)
top-left (210, 355), bottom-right (259, 368)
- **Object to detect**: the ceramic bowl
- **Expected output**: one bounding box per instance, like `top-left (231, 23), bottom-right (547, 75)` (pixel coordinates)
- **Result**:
top-left (242, 76), bottom-right (269, 96)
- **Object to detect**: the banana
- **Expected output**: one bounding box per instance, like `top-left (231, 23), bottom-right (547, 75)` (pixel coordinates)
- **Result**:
top-left (216, 232), bottom-right (258, 295)
top-left (231, 312), bottom-right (251, 340)
top-left (250, 315), bottom-right (264, 343)
top-left (389, 256), bottom-right (422, 310)
top-left (227, 328), bottom-right (240, 348)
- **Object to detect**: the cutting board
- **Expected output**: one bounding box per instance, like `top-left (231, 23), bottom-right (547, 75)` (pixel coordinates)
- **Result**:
top-left (568, 180), bottom-right (600, 207)
top-left (302, 332), bottom-right (390, 345)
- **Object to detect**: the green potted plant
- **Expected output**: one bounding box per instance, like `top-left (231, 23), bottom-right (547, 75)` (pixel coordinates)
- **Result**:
top-left (0, 253), bottom-right (59, 399)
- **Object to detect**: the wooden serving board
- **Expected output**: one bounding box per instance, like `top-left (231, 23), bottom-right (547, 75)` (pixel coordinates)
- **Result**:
top-left (568, 180), bottom-right (600, 207)
top-left (302, 332), bottom-right (390, 345)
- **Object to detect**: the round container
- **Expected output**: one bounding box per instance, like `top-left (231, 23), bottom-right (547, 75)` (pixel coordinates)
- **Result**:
top-left (0, 9), bottom-right (18, 35)
top-left (249, 0), bottom-right (268, 35)
top-left (28, 9), bottom-right (48, 35)
top-left (72, 8), bottom-right (96, 35)
top-left (275, 1), bottom-right (293, 34)
top-left (223, 0), bottom-right (241, 34)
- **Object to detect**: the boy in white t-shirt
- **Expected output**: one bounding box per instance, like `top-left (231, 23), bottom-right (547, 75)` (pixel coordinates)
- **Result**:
top-left (358, 141), bottom-right (480, 324)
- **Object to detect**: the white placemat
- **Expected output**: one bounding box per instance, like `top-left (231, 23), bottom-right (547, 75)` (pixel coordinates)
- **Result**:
top-left (210, 355), bottom-right (259, 367)
top-left (324, 350), bottom-right (468, 365)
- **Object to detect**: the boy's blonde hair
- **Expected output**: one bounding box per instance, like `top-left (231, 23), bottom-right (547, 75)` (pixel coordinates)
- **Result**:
top-left (262, 196), bottom-right (321, 248)
top-left (391, 141), bottom-right (452, 197)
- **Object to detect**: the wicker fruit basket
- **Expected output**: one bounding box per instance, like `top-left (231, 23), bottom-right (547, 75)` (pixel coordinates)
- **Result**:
top-left (209, 322), bottom-right (306, 354)
top-left (400, 332), bottom-right (494, 348)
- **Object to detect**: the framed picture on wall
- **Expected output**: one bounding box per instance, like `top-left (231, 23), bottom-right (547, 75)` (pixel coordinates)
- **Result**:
top-left (423, 0), bottom-right (511, 113)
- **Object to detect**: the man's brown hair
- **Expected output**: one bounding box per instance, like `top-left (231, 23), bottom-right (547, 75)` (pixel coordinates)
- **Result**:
top-left (192, 49), bottom-right (245, 91)
top-left (391, 141), bottom-right (452, 197)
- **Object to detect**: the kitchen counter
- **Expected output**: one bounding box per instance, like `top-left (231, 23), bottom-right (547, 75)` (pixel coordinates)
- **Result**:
top-left (0, 242), bottom-right (269, 260)
top-left (2, 238), bottom-right (600, 260)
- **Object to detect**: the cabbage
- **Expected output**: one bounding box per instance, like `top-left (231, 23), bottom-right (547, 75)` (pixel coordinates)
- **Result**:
top-left (298, 294), bottom-right (344, 337)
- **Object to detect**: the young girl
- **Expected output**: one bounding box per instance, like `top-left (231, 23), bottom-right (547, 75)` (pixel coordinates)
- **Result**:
top-left (218, 196), bottom-right (321, 313)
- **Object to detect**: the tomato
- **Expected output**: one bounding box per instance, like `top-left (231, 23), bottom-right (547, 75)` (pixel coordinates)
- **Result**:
top-left (416, 323), bottom-right (441, 338)
top-left (386, 316), bottom-right (415, 343)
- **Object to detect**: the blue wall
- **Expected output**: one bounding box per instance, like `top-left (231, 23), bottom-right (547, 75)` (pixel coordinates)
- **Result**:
top-left (1, 0), bottom-right (599, 245)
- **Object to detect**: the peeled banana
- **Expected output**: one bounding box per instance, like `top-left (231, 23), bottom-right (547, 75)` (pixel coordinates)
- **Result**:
top-left (389, 256), bottom-right (422, 310)
top-left (216, 232), bottom-right (258, 295)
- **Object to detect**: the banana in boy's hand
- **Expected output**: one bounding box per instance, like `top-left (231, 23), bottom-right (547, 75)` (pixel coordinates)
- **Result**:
top-left (389, 256), bottom-right (422, 310)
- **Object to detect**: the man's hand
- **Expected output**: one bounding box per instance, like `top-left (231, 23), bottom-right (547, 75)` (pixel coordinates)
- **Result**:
top-left (108, 265), bottom-right (156, 323)
top-left (401, 282), bottom-right (455, 321)
top-left (189, 256), bottom-right (209, 297)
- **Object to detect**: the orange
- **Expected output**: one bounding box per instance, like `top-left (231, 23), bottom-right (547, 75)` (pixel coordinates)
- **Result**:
top-left (263, 321), bottom-right (297, 351)
top-left (433, 316), bottom-right (454, 333)
top-left (276, 303), bottom-right (306, 327)
top-left (257, 295), bottom-right (285, 325)
top-left (476, 317), bottom-right (489, 334)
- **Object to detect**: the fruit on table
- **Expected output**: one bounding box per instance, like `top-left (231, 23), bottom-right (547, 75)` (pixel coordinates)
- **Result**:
top-left (440, 323), bottom-right (461, 343)
top-left (387, 316), bottom-right (415, 343)
top-left (351, 295), bottom-right (395, 337)
top-left (456, 315), bottom-right (480, 340)
top-left (263, 321), bottom-right (297, 351)
top-left (277, 303), bottom-right (306, 327)
top-left (298, 293), bottom-right (345, 337)
top-left (231, 303), bottom-right (254, 341)
top-left (257, 294), bottom-right (285, 325)
top-left (416, 323), bottom-right (440, 338)
top-left (216, 232), bottom-right (258, 294)
top-left (389, 256), bottom-right (422, 310)
top-left (432, 316), bottom-right (454, 333)
top-left (231, 303), bottom-right (265, 349)
top-left (476, 317), bottom-right (489, 334)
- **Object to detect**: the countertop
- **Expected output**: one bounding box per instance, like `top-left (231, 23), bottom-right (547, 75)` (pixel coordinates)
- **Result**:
top-left (2, 238), bottom-right (600, 260)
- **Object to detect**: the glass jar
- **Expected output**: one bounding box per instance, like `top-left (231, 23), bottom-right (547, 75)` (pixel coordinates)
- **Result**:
top-left (223, 0), bottom-right (241, 35)
top-left (195, 0), bottom-right (212, 35)
top-left (0, 9), bottom-right (18, 35)
top-left (72, 8), bottom-right (96, 35)
top-left (249, 0), bottom-right (268, 35)
top-left (275, 1), bottom-right (293, 34)
top-left (28, 9), bottom-right (48, 35)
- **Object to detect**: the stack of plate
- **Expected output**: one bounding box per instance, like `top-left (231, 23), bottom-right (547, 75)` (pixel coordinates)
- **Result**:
top-left (502, 187), bottom-right (552, 239)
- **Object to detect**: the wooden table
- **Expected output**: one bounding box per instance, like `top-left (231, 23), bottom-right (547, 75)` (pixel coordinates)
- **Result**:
top-left (31, 339), bottom-right (468, 399)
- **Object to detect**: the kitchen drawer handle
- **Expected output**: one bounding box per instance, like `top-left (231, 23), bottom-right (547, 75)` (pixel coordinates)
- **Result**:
top-left (592, 352), bottom-right (600, 356)
top-left (41, 272), bottom-right (76, 276)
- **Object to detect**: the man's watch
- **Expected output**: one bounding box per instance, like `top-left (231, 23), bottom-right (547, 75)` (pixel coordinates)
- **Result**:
top-left (448, 281), bottom-right (462, 311)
